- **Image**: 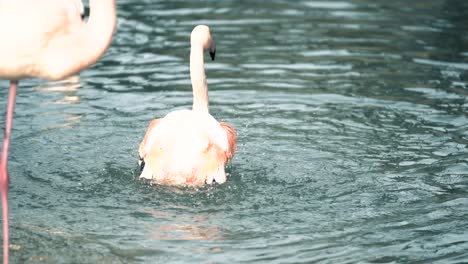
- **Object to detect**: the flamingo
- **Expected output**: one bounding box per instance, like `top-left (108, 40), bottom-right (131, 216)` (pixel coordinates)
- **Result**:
top-left (0, 0), bottom-right (116, 262)
top-left (138, 25), bottom-right (237, 185)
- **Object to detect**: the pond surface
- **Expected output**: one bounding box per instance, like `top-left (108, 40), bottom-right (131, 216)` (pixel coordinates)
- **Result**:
top-left (1, 0), bottom-right (468, 263)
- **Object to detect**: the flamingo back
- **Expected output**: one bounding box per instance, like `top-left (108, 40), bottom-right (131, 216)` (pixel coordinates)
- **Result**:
top-left (139, 110), bottom-right (236, 185)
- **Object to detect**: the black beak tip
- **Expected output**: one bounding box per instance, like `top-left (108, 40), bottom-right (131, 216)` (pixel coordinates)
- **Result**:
top-left (209, 50), bottom-right (216, 61)
top-left (82, 6), bottom-right (90, 20)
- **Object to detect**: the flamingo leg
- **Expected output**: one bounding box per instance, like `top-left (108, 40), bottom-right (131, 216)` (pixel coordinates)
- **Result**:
top-left (1, 80), bottom-right (17, 264)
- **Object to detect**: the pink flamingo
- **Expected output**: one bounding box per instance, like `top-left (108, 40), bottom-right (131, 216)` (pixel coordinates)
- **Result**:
top-left (138, 25), bottom-right (237, 185)
top-left (0, 0), bottom-right (116, 262)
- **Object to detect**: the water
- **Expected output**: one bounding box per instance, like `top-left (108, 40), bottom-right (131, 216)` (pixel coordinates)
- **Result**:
top-left (1, 0), bottom-right (468, 263)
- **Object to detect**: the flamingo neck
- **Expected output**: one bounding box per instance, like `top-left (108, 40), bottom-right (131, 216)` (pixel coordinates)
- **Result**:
top-left (82, 0), bottom-right (116, 67)
top-left (190, 44), bottom-right (209, 113)
top-left (87, 0), bottom-right (116, 34)
top-left (42, 0), bottom-right (117, 80)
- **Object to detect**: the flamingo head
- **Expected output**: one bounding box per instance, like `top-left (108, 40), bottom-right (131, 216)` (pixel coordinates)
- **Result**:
top-left (191, 25), bottom-right (216, 61)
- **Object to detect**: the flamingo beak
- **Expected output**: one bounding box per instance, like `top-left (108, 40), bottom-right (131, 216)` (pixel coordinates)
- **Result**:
top-left (209, 50), bottom-right (216, 61)
top-left (138, 156), bottom-right (145, 172)
top-left (209, 38), bottom-right (216, 61)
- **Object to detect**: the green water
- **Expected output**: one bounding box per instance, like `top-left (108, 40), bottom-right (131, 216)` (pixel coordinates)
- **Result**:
top-left (1, 0), bottom-right (467, 262)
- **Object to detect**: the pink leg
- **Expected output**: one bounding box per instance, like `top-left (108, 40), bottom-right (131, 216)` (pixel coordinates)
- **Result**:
top-left (1, 80), bottom-right (17, 264)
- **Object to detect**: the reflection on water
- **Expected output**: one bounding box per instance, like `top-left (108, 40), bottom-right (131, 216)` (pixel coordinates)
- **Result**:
top-left (35, 76), bottom-right (81, 105)
top-left (35, 76), bottom-right (80, 93)
top-left (3, 0), bottom-right (468, 263)
top-left (143, 208), bottom-right (223, 241)
top-left (32, 75), bottom-right (83, 129)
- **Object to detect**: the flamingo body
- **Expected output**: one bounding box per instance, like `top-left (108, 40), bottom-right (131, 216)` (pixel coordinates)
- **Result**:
top-left (139, 110), bottom-right (236, 185)
top-left (0, 1), bottom-right (116, 263)
top-left (0, 0), bottom-right (115, 80)
top-left (138, 25), bottom-right (237, 185)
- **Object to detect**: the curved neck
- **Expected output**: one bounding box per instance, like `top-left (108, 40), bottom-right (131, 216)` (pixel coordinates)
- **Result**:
top-left (84, 0), bottom-right (116, 61)
top-left (190, 44), bottom-right (209, 113)
top-left (44, 0), bottom-right (117, 80)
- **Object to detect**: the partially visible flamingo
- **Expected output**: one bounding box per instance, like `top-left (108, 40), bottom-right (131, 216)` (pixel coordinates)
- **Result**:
top-left (138, 25), bottom-right (236, 185)
top-left (0, 0), bottom-right (116, 262)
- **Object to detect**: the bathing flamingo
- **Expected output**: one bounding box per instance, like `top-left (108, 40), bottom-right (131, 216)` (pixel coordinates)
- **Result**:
top-left (138, 25), bottom-right (236, 185)
top-left (0, 0), bottom-right (116, 262)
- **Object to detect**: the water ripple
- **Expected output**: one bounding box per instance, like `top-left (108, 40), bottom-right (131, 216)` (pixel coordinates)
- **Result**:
top-left (4, 0), bottom-right (468, 263)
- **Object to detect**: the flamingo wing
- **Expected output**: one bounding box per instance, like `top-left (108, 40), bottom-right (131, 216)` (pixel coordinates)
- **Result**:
top-left (138, 118), bottom-right (161, 158)
top-left (138, 118), bottom-right (163, 180)
top-left (219, 122), bottom-right (237, 161)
